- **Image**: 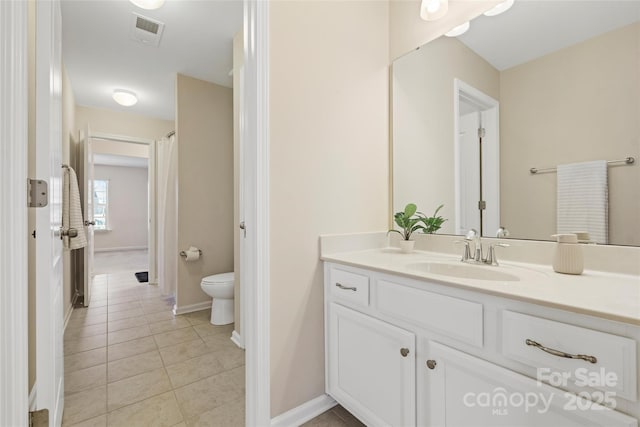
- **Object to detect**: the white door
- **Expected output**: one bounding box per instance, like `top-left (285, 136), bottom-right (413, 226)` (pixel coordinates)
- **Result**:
top-left (34, 0), bottom-right (65, 424)
top-left (458, 109), bottom-right (481, 235)
top-left (422, 341), bottom-right (637, 427)
top-left (328, 303), bottom-right (416, 427)
top-left (78, 126), bottom-right (94, 306)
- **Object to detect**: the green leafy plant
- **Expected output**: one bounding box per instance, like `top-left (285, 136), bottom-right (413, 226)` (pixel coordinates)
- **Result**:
top-left (389, 203), bottom-right (423, 241)
top-left (388, 203), bottom-right (447, 240)
top-left (421, 204), bottom-right (446, 234)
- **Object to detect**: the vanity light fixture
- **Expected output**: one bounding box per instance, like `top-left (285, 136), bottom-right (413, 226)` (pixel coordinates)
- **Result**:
top-left (130, 0), bottom-right (165, 10)
top-left (420, 0), bottom-right (449, 21)
top-left (445, 21), bottom-right (470, 37)
top-left (483, 0), bottom-right (515, 17)
top-left (112, 89), bottom-right (138, 107)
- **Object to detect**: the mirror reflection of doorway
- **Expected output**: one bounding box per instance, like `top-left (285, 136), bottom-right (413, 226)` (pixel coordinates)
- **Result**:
top-left (454, 79), bottom-right (500, 237)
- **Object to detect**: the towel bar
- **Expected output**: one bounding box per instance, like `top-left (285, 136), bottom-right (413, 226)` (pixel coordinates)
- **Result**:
top-left (530, 156), bottom-right (635, 174)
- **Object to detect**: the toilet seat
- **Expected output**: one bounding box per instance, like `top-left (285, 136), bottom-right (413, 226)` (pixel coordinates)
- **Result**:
top-left (202, 272), bottom-right (234, 285)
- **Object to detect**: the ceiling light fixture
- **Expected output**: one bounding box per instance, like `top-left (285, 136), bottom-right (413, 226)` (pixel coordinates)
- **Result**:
top-left (483, 0), bottom-right (515, 17)
top-left (112, 89), bottom-right (138, 107)
top-left (129, 0), bottom-right (165, 10)
top-left (444, 21), bottom-right (470, 37)
top-left (420, 0), bottom-right (449, 21)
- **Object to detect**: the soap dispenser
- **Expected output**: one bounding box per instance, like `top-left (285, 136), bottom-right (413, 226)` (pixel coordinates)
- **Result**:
top-left (551, 234), bottom-right (583, 275)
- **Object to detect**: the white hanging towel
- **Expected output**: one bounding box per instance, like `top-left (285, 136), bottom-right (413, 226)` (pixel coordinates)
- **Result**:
top-left (63, 166), bottom-right (87, 250)
top-left (557, 160), bottom-right (608, 244)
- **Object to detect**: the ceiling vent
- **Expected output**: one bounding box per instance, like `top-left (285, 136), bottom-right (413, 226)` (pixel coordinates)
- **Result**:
top-left (130, 13), bottom-right (165, 47)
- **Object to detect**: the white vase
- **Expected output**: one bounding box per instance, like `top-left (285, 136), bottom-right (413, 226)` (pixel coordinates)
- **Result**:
top-left (398, 240), bottom-right (415, 254)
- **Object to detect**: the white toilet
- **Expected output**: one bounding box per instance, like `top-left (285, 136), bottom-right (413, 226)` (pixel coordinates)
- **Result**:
top-left (200, 272), bottom-right (234, 325)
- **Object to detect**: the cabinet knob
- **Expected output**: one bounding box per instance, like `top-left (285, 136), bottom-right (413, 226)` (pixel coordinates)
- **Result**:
top-left (400, 348), bottom-right (410, 357)
top-left (426, 360), bottom-right (437, 370)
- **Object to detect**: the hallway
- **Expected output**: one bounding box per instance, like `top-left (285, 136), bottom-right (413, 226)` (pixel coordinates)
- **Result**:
top-left (62, 271), bottom-right (245, 426)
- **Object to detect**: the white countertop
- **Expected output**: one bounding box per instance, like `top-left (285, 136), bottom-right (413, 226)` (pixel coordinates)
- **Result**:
top-left (321, 248), bottom-right (640, 326)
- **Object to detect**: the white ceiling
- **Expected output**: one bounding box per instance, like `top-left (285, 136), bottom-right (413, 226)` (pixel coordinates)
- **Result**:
top-left (94, 153), bottom-right (149, 168)
top-left (457, 1), bottom-right (640, 71)
top-left (61, 0), bottom-right (243, 121)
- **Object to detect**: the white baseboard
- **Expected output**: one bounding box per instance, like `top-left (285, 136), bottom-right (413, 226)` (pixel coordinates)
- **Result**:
top-left (173, 301), bottom-right (211, 315)
top-left (63, 293), bottom-right (77, 332)
top-left (29, 382), bottom-right (37, 411)
top-left (94, 246), bottom-right (148, 253)
top-left (271, 394), bottom-right (337, 427)
top-left (231, 330), bottom-right (244, 349)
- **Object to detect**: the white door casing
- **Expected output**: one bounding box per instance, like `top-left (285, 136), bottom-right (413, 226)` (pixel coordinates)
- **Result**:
top-left (35, 0), bottom-right (65, 424)
top-left (79, 126), bottom-right (94, 306)
top-left (0, 1), bottom-right (29, 425)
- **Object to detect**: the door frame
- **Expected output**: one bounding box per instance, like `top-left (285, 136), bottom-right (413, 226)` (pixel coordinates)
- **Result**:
top-left (0, 1), bottom-right (29, 425)
top-left (243, 0), bottom-right (270, 425)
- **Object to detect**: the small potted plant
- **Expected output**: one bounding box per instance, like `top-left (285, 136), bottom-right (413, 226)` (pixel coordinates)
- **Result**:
top-left (388, 203), bottom-right (422, 253)
top-left (389, 203), bottom-right (447, 253)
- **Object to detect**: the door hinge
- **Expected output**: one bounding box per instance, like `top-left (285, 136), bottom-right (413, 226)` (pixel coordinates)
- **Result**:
top-left (478, 200), bottom-right (486, 210)
top-left (29, 409), bottom-right (48, 427)
top-left (478, 127), bottom-right (486, 138)
top-left (27, 179), bottom-right (48, 208)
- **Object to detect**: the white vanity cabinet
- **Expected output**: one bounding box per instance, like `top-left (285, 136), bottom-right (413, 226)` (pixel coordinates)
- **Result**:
top-left (323, 262), bottom-right (640, 427)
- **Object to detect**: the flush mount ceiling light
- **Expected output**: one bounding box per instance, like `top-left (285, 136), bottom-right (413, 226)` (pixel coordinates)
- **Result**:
top-left (420, 0), bottom-right (449, 21)
top-left (130, 0), bottom-right (165, 10)
top-left (484, 0), bottom-right (515, 17)
top-left (112, 89), bottom-right (138, 107)
top-left (445, 21), bottom-right (470, 37)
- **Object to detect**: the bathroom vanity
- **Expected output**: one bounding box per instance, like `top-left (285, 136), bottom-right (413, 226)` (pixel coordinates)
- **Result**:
top-left (322, 247), bottom-right (640, 427)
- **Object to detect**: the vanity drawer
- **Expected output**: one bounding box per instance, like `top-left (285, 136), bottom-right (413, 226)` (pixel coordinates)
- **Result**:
top-left (377, 280), bottom-right (483, 347)
top-left (502, 311), bottom-right (637, 401)
top-left (329, 267), bottom-right (370, 307)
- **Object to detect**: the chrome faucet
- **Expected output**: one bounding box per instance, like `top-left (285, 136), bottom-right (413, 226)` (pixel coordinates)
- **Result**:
top-left (458, 227), bottom-right (510, 266)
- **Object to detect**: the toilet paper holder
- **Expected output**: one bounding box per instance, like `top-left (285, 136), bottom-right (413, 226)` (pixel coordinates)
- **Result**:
top-left (179, 249), bottom-right (202, 258)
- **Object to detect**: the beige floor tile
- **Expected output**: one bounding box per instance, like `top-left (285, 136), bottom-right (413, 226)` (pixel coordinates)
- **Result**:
top-left (64, 334), bottom-right (107, 355)
top-left (62, 385), bottom-right (107, 426)
top-left (331, 405), bottom-right (366, 426)
top-left (201, 333), bottom-right (236, 353)
top-left (145, 311), bottom-right (176, 324)
top-left (107, 350), bottom-right (163, 383)
top-left (65, 364), bottom-right (106, 394)
top-left (185, 396), bottom-right (244, 427)
top-left (107, 368), bottom-right (172, 411)
top-left (107, 324), bottom-right (152, 345)
top-left (106, 296), bottom-right (138, 307)
top-left (172, 423), bottom-right (187, 427)
top-left (173, 369), bottom-right (243, 417)
top-left (158, 339), bottom-right (212, 367)
top-left (65, 347), bottom-right (107, 373)
top-left (88, 299), bottom-right (108, 308)
top-left (107, 315), bottom-right (148, 333)
top-left (67, 313), bottom-right (108, 329)
top-left (301, 411), bottom-right (349, 427)
top-left (106, 307), bottom-right (145, 322)
top-left (66, 414), bottom-right (107, 427)
top-left (142, 302), bottom-right (174, 315)
top-left (106, 391), bottom-right (183, 427)
top-left (72, 306), bottom-right (108, 318)
top-left (148, 317), bottom-right (191, 335)
top-left (165, 352), bottom-right (226, 388)
top-left (191, 323), bottom-right (233, 339)
top-left (213, 347), bottom-right (245, 371)
top-left (181, 310), bottom-right (211, 326)
top-left (107, 336), bottom-right (157, 361)
top-left (107, 301), bottom-right (141, 314)
top-left (153, 327), bottom-right (200, 348)
top-left (65, 323), bottom-right (107, 341)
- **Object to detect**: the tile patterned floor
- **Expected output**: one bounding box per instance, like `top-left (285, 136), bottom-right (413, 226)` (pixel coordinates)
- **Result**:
top-left (62, 271), bottom-right (245, 427)
top-left (93, 250), bottom-right (148, 275)
top-left (301, 405), bottom-right (366, 427)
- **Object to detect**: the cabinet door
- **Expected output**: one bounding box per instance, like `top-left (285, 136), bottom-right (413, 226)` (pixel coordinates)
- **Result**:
top-left (421, 342), bottom-right (637, 427)
top-left (328, 303), bottom-right (416, 427)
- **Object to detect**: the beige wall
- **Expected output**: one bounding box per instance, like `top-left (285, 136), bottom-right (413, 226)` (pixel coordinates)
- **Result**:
top-left (94, 165), bottom-right (149, 250)
top-left (92, 140), bottom-right (149, 158)
top-left (269, 0), bottom-right (390, 417)
top-left (233, 31), bottom-right (243, 333)
top-left (500, 23), bottom-right (640, 245)
top-left (75, 105), bottom-right (174, 141)
top-left (389, 0), bottom-right (500, 61)
top-left (393, 36), bottom-right (500, 232)
top-left (175, 74), bottom-right (234, 309)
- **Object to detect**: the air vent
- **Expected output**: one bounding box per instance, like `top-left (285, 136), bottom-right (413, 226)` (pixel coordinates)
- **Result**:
top-left (130, 13), bottom-right (165, 47)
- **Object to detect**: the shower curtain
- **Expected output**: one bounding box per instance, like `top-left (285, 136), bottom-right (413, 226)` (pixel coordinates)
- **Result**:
top-left (157, 134), bottom-right (178, 296)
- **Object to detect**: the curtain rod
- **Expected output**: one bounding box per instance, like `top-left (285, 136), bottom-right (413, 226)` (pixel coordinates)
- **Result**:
top-left (530, 156), bottom-right (635, 174)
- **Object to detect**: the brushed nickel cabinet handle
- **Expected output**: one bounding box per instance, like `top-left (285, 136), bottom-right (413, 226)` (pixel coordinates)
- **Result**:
top-left (525, 339), bottom-right (597, 364)
top-left (400, 348), bottom-right (410, 357)
top-left (335, 283), bottom-right (357, 291)
top-left (426, 360), bottom-right (437, 369)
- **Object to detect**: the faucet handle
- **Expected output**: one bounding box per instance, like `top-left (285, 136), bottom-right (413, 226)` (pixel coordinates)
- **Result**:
top-left (496, 227), bottom-right (510, 238)
top-left (454, 240), bottom-right (472, 262)
top-left (485, 242), bottom-right (509, 266)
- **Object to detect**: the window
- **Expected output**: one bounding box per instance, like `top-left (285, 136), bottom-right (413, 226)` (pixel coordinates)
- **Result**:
top-left (93, 179), bottom-right (109, 230)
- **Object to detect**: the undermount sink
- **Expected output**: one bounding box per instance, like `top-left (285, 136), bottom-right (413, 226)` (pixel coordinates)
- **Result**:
top-left (406, 261), bottom-right (521, 282)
